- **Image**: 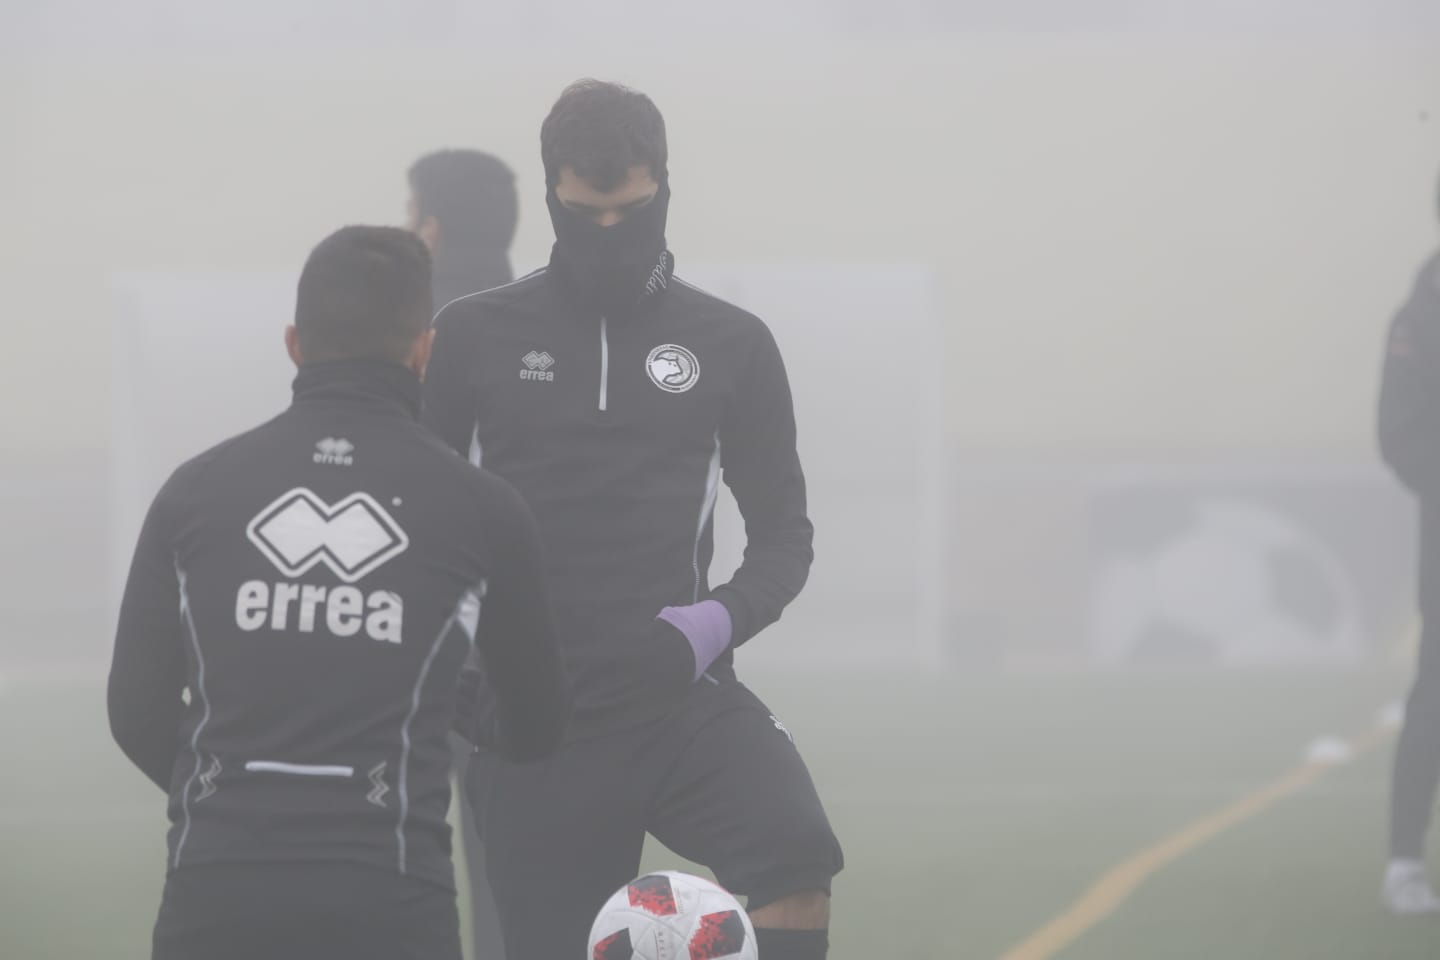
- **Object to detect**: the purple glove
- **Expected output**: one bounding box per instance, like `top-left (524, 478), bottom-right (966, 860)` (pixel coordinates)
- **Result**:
top-left (657, 600), bottom-right (733, 681)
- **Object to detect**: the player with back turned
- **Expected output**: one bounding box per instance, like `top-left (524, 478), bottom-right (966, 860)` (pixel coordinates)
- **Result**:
top-left (424, 80), bottom-right (844, 960)
top-left (107, 225), bottom-right (569, 960)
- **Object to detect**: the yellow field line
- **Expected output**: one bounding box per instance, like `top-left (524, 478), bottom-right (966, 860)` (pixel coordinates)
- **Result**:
top-left (996, 726), bottom-right (1394, 960)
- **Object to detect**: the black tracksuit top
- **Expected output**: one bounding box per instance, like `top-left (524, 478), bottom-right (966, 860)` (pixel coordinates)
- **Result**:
top-left (424, 260), bottom-right (814, 736)
top-left (107, 361), bottom-right (569, 890)
top-left (1380, 252), bottom-right (1440, 499)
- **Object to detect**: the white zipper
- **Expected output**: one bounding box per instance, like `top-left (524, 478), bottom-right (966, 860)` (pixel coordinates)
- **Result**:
top-left (598, 316), bottom-right (610, 412)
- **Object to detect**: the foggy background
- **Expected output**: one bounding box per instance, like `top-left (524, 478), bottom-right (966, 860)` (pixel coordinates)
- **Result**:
top-left (4, 1), bottom-right (1440, 958)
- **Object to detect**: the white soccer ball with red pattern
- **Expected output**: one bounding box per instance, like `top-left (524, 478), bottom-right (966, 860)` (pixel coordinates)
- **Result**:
top-left (588, 871), bottom-right (757, 960)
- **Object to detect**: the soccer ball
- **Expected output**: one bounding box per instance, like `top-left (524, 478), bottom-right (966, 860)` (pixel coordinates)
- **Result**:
top-left (588, 871), bottom-right (757, 960)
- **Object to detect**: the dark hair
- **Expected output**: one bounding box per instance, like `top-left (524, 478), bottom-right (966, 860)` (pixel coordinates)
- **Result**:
top-left (408, 149), bottom-right (519, 250)
top-left (294, 226), bottom-right (433, 365)
top-left (540, 80), bottom-right (668, 191)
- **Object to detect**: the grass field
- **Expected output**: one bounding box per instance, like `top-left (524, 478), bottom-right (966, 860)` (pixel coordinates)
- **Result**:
top-left (3, 662), bottom-right (1437, 959)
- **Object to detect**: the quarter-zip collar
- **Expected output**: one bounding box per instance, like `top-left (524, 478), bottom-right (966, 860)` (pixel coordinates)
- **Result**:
top-left (548, 248), bottom-right (676, 324)
top-left (291, 359), bottom-right (423, 421)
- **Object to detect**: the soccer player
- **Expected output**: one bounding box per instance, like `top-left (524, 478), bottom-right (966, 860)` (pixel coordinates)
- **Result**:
top-left (108, 226), bottom-right (569, 960)
top-left (1378, 178), bottom-right (1440, 915)
top-left (424, 81), bottom-right (844, 960)
top-left (407, 146), bottom-right (522, 960)
top-left (407, 149), bottom-right (521, 307)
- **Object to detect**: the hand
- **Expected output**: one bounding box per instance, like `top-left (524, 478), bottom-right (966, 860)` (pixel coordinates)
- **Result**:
top-left (656, 600), bottom-right (733, 681)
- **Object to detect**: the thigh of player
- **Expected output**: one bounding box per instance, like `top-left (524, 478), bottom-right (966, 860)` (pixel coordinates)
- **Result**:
top-left (1412, 510), bottom-right (1440, 710)
top-left (647, 680), bottom-right (845, 911)
top-left (484, 735), bottom-right (653, 960)
top-left (1406, 614), bottom-right (1440, 723)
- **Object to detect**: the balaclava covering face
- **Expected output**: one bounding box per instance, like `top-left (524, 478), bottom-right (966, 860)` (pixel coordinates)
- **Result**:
top-left (547, 179), bottom-right (671, 315)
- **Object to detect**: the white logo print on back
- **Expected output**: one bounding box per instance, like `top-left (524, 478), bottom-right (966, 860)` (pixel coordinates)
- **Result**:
top-left (314, 437), bottom-right (355, 466)
top-left (238, 488), bottom-right (409, 643)
top-left (247, 489), bottom-right (407, 582)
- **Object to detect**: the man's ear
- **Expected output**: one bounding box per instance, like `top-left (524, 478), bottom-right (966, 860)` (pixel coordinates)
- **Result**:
top-left (417, 216), bottom-right (441, 253)
top-left (285, 325), bottom-right (304, 367)
top-left (412, 327), bottom-right (438, 380)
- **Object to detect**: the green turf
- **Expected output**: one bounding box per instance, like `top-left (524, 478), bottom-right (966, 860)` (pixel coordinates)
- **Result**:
top-left (3, 665), bottom-right (1436, 959)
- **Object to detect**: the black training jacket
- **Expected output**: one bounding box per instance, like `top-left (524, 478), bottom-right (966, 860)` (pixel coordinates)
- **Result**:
top-left (423, 255), bottom-right (814, 737)
top-left (432, 242), bottom-right (514, 317)
top-left (1380, 252), bottom-right (1440, 499)
top-left (108, 360), bottom-right (568, 891)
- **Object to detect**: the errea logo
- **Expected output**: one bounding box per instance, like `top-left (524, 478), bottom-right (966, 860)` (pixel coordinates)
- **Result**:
top-left (247, 489), bottom-right (407, 583)
top-left (520, 351), bottom-right (555, 382)
top-left (314, 437), bottom-right (355, 466)
top-left (238, 488), bottom-right (408, 644)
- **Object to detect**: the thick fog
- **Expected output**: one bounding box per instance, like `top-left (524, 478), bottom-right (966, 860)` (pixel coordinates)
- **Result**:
top-left (4, 2), bottom-right (1440, 958)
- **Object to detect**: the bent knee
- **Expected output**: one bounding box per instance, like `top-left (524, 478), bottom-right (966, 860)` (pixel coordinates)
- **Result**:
top-left (748, 890), bottom-right (831, 929)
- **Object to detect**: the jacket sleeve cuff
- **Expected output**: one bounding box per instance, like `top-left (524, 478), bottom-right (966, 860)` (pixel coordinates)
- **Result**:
top-left (709, 587), bottom-right (754, 648)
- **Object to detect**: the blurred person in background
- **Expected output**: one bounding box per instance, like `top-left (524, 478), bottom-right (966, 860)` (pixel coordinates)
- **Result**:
top-left (424, 79), bottom-right (842, 960)
top-left (107, 225), bottom-right (569, 960)
top-left (1377, 171), bottom-right (1440, 915)
top-left (408, 149), bottom-right (520, 308)
top-left (407, 147), bottom-right (522, 959)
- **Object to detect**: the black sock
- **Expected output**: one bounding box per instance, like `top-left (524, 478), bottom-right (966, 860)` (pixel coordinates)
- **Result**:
top-left (754, 928), bottom-right (828, 960)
